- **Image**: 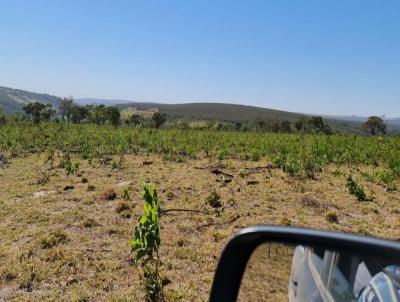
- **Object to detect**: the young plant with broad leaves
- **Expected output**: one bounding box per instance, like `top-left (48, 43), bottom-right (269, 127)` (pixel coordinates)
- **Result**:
top-left (129, 183), bottom-right (165, 302)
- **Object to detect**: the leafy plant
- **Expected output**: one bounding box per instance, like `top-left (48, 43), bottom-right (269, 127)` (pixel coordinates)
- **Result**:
top-left (65, 160), bottom-right (80, 175)
top-left (206, 189), bottom-right (222, 208)
top-left (59, 150), bottom-right (80, 175)
top-left (325, 211), bottom-right (338, 223)
top-left (122, 187), bottom-right (131, 201)
top-left (129, 183), bottom-right (164, 302)
top-left (346, 175), bottom-right (366, 201)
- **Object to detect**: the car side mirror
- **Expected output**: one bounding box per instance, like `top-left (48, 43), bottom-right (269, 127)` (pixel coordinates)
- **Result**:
top-left (210, 226), bottom-right (400, 302)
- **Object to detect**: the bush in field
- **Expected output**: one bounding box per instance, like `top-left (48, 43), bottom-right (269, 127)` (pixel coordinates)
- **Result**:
top-left (206, 189), bottom-right (222, 208)
top-left (346, 175), bottom-right (366, 201)
top-left (325, 211), bottom-right (338, 223)
top-left (129, 183), bottom-right (164, 302)
top-left (102, 188), bottom-right (117, 201)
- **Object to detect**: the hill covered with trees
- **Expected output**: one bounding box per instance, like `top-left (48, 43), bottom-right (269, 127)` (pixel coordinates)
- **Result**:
top-left (0, 86), bottom-right (60, 113)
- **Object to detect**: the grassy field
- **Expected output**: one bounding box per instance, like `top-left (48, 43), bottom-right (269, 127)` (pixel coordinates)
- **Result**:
top-left (1, 123), bottom-right (400, 301)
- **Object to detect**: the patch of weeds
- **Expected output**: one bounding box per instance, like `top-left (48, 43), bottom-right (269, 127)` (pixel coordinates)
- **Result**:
top-left (356, 225), bottom-right (372, 236)
top-left (299, 196), bottom-right (324, 210)
top-left (66, 161), bottom-right (80, 175)
top-left (176, 239), bottom-right (185, 247)
top-left (1, 269), bottom-right (16, 282)
top-left (279, 216), bottom-right (292, 226)
top-left (165, 289), bottom-right (185, 301)
top-left (107, 228), bottom-right (122, 236)
top-left (43, 248), bottom-right (65, 262)
top-left (36, 171), bottom-right (50, 185)
top-left (250, 150), bottom-right (261, 161)
top-left (361, 204), bottom-right (379, 215)
top-left (102, 188), bottom-right (117, 201)
top-left (115, 201), bottom-right (130, 213)
top-left (346, 175), bottom-right (366, 201)
top-left (206, 189), bottom-right (222, 208)
top-left (87, 184), bottom-right (96, 192)
top-left (325, 211), bottom-right (338, 223)
top-left (374, 169), bottom-right (397, 192)
top-left (112, 154), bottom-right (125, 169)
top-left (122, 187), bottom-right (131, 201)
top-left (166, 191), bottom-right (174, 200)
top-left (331, 169), bottom-right (342, 177)
top-left (216, 149), bottom-right (227, 160)
top-left (120, 210), bottom-right (131, 219)
top-left (81, 218), bottom-right (98, 228)
top-left (213, 231), bottom-right (229, 243)
top-left (40, 230), bottom-right (69, 249)
top-left (389, 157), bottom-right (400, 176)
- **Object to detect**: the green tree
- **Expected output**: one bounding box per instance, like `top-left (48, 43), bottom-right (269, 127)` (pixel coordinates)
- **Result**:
top-left (23, 102), bottom-right (47, 124)
top-left (308, 116), bottom-right (332, 135)
top-left (152, 112), bottom-right (166, 129)
top-left (59, 97), bottom-right (74, 125)
top-left (235, 121), bottom-right (242, 131)
top-left (280, 120), bottom-right (292, 133)
top-left (90, 105), bottom-right (108, 125)
top-left (362, 116), bottom-right (387, 136)
top-left (295, 117), bottom-right (308, 133)
top-left (130, 114), bottom-right (143, 127)
top-left (255, 119), bottom-right (266, 132)
top-left (107, 107), bottom-right (121, 128)
top-left (70, 105), bottom-right (89, 123)
top-left (41, 104), bottom-right (56, 121)
top-left (0, 105), bottom-right (6, 126)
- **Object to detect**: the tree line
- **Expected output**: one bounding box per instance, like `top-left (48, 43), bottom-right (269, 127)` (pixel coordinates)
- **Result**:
top-left (0, 100), bottom-right (389, 136)
top-left (20, 97), bottom-right (168, 129)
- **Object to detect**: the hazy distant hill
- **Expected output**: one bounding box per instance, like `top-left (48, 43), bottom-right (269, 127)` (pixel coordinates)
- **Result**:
top-left (119, 102), bottom-right (368, 134)
top-left (0, 86), bottom-right (60, 113)
top-left (76, 98), bottom-right (133, 106)
top-left (1, 86), bottom-right (398, 134)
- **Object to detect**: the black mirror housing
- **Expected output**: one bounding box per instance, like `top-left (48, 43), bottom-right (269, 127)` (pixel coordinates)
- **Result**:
top-left (209, 226), bottom-right (400, 302)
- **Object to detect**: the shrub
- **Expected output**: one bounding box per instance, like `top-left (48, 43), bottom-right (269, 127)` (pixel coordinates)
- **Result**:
top-left (346, 175), bottom-right (366, 201)
top-left (206, 189), bottom-right (222, 208)
top-left (129, 183), bottom-right (164, 301)
top-left (87, 184), bottom-right (96, 192)
top-left (82, 218), bottom-right (98, 228)
top-left (102, 188), bottom-right (117, 201)
top-left (115, 201), bottom-right (130, 213)
top-left (122, 187), bottom-right (131, 201)
top-left (120, 210), bottom-right (132, 219)
top-left (40, 230), bottom-right (69, 249)
top-left (325, 211), bottom-right (338, 223)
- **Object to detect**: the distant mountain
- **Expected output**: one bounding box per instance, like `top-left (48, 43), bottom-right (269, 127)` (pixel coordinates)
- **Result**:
top-left (322, 114), bottom-right (400, 132)
top-left (119, 102), bottom-right (366, 134)
top-left (0, 86), bottom-right (60, 113)
top-left (76, 98), bottom-right (133, 106)
top-left (1, 86), bottom-right (399, 134)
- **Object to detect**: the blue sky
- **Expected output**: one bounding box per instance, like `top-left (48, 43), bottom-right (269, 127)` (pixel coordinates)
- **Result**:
top-left (1, 0), bottom-right (399, 117)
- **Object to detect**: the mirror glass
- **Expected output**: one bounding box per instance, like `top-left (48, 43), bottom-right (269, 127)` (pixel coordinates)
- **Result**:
top-left (238, 243), bottom-right (400, 302)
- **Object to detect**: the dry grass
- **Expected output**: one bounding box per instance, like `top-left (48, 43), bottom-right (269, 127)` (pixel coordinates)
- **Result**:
top-left (0, 153), bottom-right (399, 301)
top-left (238, 244), bottom-right (294, 302)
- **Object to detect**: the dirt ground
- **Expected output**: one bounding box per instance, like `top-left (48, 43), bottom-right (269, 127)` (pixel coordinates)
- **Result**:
top-left (0, 153), bottom-right (399, 301)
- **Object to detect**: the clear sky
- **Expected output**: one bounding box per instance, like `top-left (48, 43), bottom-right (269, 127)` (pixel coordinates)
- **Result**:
top-left (1, 0), bottom-right (399, 117)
